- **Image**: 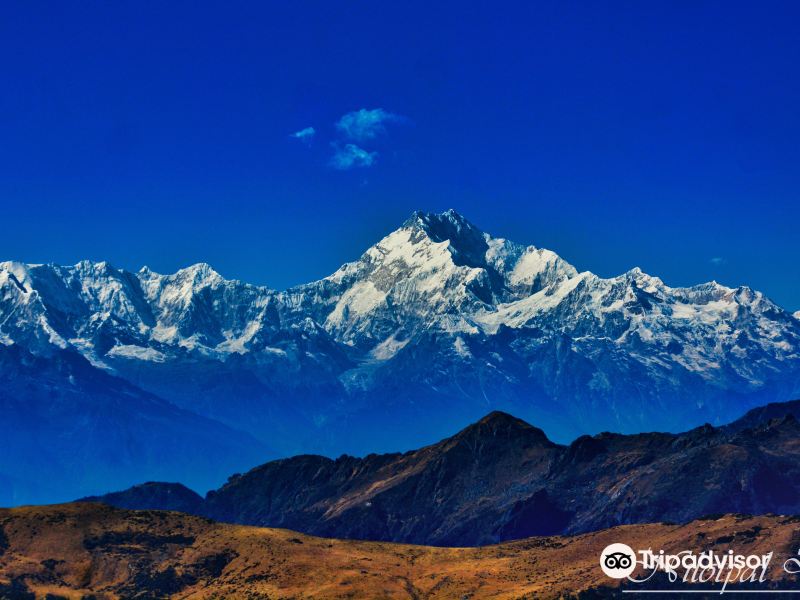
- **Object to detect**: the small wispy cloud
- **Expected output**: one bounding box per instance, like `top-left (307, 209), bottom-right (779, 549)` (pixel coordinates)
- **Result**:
top-left (335, 108), bottom-right (404, 142)
top-left (710, 257), bottom-right (727, 266)
top-left (290, 126), bottom-right (316, 144)
top-left (330, 143), bottom-right (377, 170)
top-left (291, 108), bottom-right (406, 171)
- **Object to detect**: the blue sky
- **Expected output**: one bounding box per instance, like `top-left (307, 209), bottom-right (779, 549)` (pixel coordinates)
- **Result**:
top-left (1, 1), bottom-right (799, 309)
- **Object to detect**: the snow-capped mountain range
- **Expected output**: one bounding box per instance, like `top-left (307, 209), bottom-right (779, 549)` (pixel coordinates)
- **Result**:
top-left (2, 210), bottom-right (799, 503)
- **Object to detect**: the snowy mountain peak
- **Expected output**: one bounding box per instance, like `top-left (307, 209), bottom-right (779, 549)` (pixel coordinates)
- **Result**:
top-left (0, 261), bottom-right (32, 290)
top-left (401, 209), bottom-right (488, 269)
top-left (403, 208), bottom-right (472, 232)
top-left (621, 267), bottom-right (665, 292)
top-left (174, 262), bottom-right (223, 282)
top-left (395, 209), bottom-right (578, 290)
top-left (138, 262), bottom-right (226, 305)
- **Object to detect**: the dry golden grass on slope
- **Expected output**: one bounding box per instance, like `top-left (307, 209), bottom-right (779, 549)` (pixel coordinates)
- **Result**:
top-left (1, 503), bottom-right (800, 599)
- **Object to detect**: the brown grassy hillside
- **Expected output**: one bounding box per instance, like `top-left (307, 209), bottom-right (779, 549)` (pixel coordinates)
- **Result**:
top-left (1, 504), bottom-right (800, 599)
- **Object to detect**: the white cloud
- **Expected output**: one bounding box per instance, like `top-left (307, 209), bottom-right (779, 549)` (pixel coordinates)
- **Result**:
top-left (335, 108), bottom-right (403, 141)
top-left (290, 126), bottom-right (316, 144)
top-left (710, 257), bottom-right (727, 266)
top-left (330, 143), bottom-right (378, 170)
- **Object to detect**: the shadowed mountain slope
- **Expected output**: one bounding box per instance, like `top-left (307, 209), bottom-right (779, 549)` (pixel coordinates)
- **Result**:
top-left (90, 399), bottom-right (800, 546)
top-left (0, 344), bottom-right (269, 507)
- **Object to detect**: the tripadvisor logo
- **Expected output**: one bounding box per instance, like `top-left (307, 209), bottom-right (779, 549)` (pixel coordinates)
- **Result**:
top-left (599, 542), bottom-right (781, 593)
top-left (600, 543), bottom-right (637, 578)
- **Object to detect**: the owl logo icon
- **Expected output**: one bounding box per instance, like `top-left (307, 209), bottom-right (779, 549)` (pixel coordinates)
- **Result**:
top-left (600, 543), bottom-right (637, 578)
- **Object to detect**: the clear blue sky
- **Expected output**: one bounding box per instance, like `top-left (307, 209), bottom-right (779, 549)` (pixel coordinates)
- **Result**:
top-left (2, 1), bottom-right (798, 309)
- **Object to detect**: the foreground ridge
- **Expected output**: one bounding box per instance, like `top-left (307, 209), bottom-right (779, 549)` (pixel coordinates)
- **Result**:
top-left (3, 503), bottom-right (800, 599)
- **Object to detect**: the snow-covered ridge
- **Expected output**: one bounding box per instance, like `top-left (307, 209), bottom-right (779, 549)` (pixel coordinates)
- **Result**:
top-left (1, 211), bottom-right (797, 358)
top-left (1, 210), bottom-right (799, 432)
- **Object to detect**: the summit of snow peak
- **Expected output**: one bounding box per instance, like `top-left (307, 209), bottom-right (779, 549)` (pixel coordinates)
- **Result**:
top-left (173, 262), bottom-right (223, 282)
top-left (400, 209), bottom-right (489, 268)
